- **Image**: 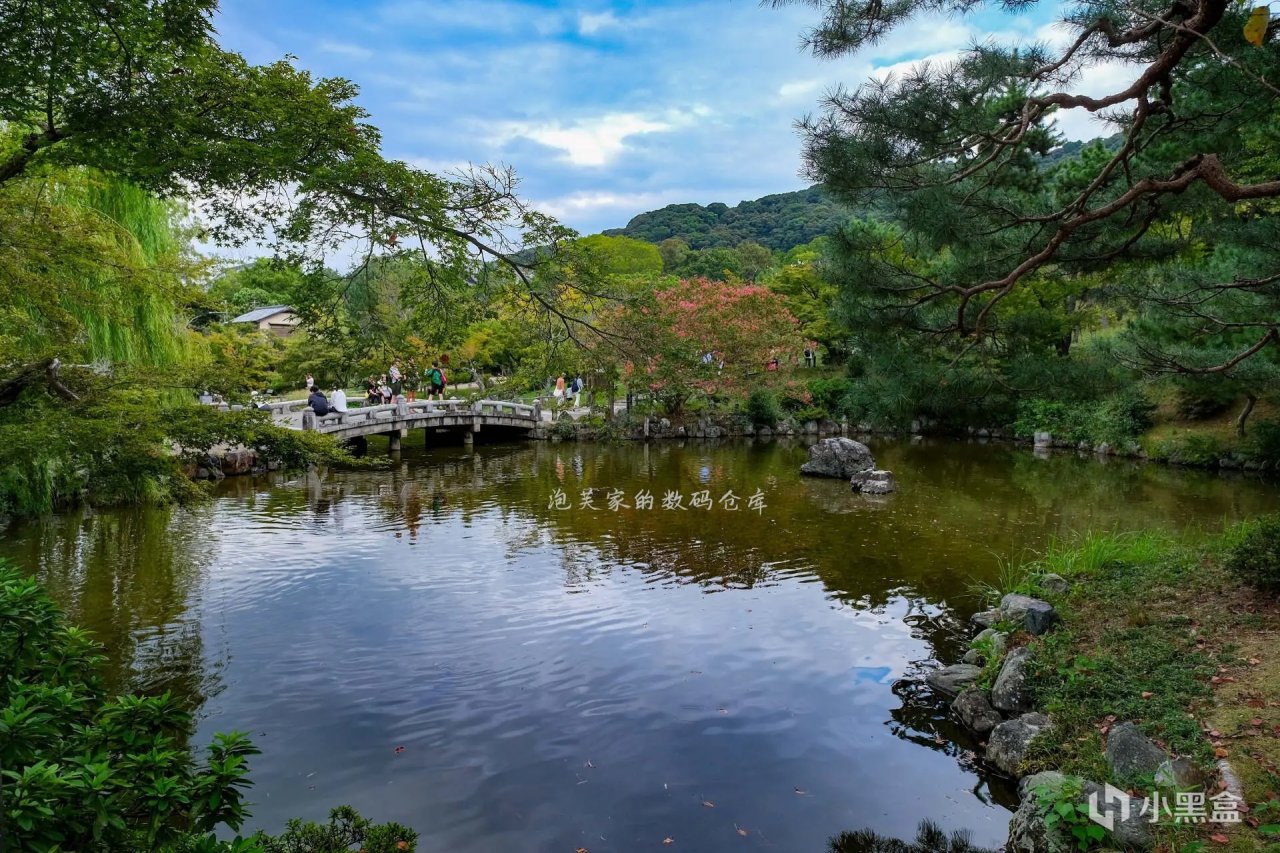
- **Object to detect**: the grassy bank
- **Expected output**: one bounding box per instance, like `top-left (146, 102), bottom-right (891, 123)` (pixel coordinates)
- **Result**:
top-left (985, 527), bottom-right (1280, 851)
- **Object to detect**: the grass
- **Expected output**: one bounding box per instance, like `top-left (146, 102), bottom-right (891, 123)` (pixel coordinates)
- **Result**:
top-left (988, 526), bottom-right (1280, 852)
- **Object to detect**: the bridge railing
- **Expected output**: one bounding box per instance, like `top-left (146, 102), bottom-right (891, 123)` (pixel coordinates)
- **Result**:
top-left (301, 398), bottom-right (540, 432)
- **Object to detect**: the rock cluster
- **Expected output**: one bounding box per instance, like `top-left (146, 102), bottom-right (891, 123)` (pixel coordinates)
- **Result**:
top-left (925, 582), bottom-right (1204, 852)
top-left (799, 437), bottom-right (898, 494)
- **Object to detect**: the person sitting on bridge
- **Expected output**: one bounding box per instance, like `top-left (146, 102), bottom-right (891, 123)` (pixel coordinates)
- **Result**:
top-left (330, 385), bottom-right (347, 413)
top-left (307, 386), bottom-right (332, 417)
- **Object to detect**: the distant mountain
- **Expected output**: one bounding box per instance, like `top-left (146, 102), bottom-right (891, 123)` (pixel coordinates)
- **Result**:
top-left (604, 136), bottom-right (1123, 253)
top-left (603, 186), bottom-right (850, 253)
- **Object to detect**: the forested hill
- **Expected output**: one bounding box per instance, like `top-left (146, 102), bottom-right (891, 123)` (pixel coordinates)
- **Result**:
top-left (603, 135), bottom-right (1125, 253)
top-left (602, 186), bottom-right (849, 252)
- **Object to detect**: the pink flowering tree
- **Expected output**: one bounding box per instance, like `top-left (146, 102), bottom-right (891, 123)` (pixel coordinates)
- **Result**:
top-left (615, 278), bottom-right (805, 415)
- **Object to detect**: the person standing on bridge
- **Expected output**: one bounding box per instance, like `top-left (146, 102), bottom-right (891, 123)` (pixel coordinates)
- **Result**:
top-left (426, 362), bottom-right (445, 400)
top-left (388, 360), bottom-right (403, 403)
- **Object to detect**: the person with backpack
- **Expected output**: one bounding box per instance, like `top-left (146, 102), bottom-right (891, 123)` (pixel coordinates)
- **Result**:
top-left (427, 362), bottom-right (446, 400)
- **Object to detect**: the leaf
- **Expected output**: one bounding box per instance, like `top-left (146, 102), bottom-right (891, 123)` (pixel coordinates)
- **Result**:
top-left (1209, 832), bottom-right (1230, 844)
top-left (1245, 5), bottom-right (1269, 46)
top-left (1252, 718), bottom-right (1265, 726)
top-left (735, 826), bottom-right (749, 837)
top-left (393, 745), bottom-right (405, 754)
top-left (1215, 747), bottom-right (1230, 758)
top-left (1259, 824), bottom-right (1280, 835)
top-left (663, 837), bottom-right (674, 845)
top-left (701, 801), bottom-right (715, 808)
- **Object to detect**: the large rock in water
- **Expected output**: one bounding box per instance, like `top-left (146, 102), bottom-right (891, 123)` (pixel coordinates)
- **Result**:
top-left (953, 688), bottom-right (1002, 735)
top-left (850, 469), bottom-right (897, 494)
top-left (799, 437), bottom-right (874, 479)
top-left (925, 663), bottom-right (983, 697)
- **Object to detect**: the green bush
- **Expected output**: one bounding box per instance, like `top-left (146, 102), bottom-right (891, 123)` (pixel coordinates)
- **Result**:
top-left (1150, 434), bottom-right (1223, 466)
top-left (1225, 516), bottom-right (1280, 591)
top-left (1244, 421), bottom-right (1280, 465)
top-left (1173, 382), bottom-right (1239, 420)
top-left (745, 389), bottom-right (781, 427)
top-left (806, 377), bottom-right (855, 417)
top-left (1014, 391), bottom-right (1153, 446)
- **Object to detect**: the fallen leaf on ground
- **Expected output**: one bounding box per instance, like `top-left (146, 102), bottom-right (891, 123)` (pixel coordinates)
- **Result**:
top-left (1249, 657), bottom-right (1262, 665)
top-left (1210, 832), bottom-right (1230, 844)
top-left (1141, 691), bottom-right (1154, 699)
top-left (1252, 718), bottom-right (1265, 726)
top-left (1215, 747), bottom-right (1230, 758)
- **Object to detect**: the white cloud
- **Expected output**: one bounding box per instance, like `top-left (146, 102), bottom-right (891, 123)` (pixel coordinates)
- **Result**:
top-left (578, 11), bottom-right (621, 36)
top-left (316, 39), bottom-right (373, 60)
top-left (495, 111), bottom-right (702, 167)
top-left (534, 190), bottom-right (683, 221)
top-left (777, 78), bottom-right (824, 100)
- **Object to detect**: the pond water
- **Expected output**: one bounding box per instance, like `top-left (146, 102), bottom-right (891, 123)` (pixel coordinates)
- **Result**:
top-left (3, 438), bottom-right (1277, 852)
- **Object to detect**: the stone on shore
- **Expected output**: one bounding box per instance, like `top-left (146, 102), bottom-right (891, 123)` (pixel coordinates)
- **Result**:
top-left (925, 663), bottom-right (984, 697)
top-left (1000, 593), bottom-right (1060, 635)
top-left (953, 688), bottom-right (1002, 735)
top-left (987, 712), bottom-right (1051, 776)
top-left (1037, 573), bottom-right (1071, 595)
top-left (1010, 772), bottom-right (1154, 852)
top-left (991, 646), bottom-right (1035, 713)
top-left (974, 628), bottom-right (1009, 658)
top-left (799, 437), bottom-right (874, 479)
top-left (971, 609), bottom-right (1001, 631)
top-left (1105, 722), bottom-right (1167, 779)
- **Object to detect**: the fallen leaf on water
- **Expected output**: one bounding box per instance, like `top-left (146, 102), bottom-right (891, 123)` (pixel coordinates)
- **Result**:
top-left (393, 746), bottom-right (405, 754)
top-left (735, 826), bottom-right (749, 837)
top-left (576, 848), bottom-right (588, 853)
top-left (794, 787), bottom-right (807, 795)
top-left (663, 837), bottom-right (674, 845)
top-left (702, 801), bottom-right (715, 808)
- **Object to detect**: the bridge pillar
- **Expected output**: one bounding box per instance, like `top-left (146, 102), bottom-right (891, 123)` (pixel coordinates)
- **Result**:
top-left (388, 429), bottom-right (405, 452)
top-left (301, 410), bottom-right (317, 431)
top-left (463, 431), bottom-right (474, 447)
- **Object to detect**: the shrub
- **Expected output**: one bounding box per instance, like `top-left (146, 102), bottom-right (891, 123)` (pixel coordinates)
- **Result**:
top-left (806, 377), bottom-right (855, 417)
top-left (1244, 421), bottom-right (1280, 465)
top-left (1013, 391), bottom-right (1154, 446)
top-left (1173, 381), bottom-right (1238, 420)
top-left (745, 389), bottom-right (781, 427)
top-left (1150, 434), bottom-right (1223, 466)
top-left (1225, 516), bottom-right (1280, 591)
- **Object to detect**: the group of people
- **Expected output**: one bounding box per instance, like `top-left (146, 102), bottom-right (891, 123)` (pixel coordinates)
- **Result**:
top-left (552, 374), bottom-right (584, 407)
top-left (361, 359), bottom-right (449, 406)
top-left (303, 357), bottom-right (451, 418)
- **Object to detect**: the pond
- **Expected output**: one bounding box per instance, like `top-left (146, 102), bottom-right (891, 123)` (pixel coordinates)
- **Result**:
top-left (3, 438), bottom-right (1277, 852)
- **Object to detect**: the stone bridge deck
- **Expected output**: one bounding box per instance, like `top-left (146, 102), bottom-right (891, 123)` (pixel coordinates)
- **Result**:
top-left (256, 398), bottom-right (544, 448)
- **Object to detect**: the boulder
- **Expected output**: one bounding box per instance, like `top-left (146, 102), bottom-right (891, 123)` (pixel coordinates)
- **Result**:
top-left (1037, 573), bottom-right (1071, 595)
top-left (851, 469), bottom-right (896, 494)
top-left (992, 647), bottom-right (1035, 713)
top-left (974, 628), bottom-right (1010, 658)
top-left (987, 712), bottom-right (1051, 776)
top-left (1013, 772), bottom-right (1154, 852)
top-left (800, 437), bottom-right (874, 478)
top-left (925, 663), bottom-right (984, 698)
top-left (1154, 756), bottom-right (1203, 790)
top-left (220, 448), bottom-right (256, 476)
top-left (953, 688), bottom-right (1002, 735)
top-left (1105, 722), bottom-right (1167, 779)
top-left (1095, 442), bottom-right (1112, 456)
top-left (971, 609), bottom-right (1001, 631)
top-left (962, 648), bottom-right (985, 666)
top-left (1000, 593), bottom-right (1060, 635)
top-left (1034, 431), bottom-right (1053, 448)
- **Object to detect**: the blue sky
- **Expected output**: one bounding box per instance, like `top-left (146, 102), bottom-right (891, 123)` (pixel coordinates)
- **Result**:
top-left (213, 0), bottom-right (1116, 237)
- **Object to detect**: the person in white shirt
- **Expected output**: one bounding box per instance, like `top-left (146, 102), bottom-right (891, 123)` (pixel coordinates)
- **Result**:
top-left (330, 386), bottom-right (347, 412)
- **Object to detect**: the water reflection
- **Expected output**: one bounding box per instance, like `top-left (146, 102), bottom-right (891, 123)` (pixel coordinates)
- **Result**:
top-left (0, 438), bottom-right (1274, 852)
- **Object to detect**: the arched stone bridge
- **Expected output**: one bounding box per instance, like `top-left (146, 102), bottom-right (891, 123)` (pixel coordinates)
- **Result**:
top-left (259, 398), bottom-right (544, 449)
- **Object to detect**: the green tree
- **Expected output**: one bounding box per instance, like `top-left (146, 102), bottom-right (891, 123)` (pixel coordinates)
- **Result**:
top-left (780, 0), bottom-right (1280, 374)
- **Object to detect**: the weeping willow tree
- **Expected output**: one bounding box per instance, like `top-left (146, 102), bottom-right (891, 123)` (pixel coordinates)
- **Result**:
top-left (0, 168), bottom-right (198, 368)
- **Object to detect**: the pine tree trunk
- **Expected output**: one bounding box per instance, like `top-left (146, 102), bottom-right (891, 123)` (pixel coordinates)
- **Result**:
top-left (1236, 392), bottom-right (1257, 437)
